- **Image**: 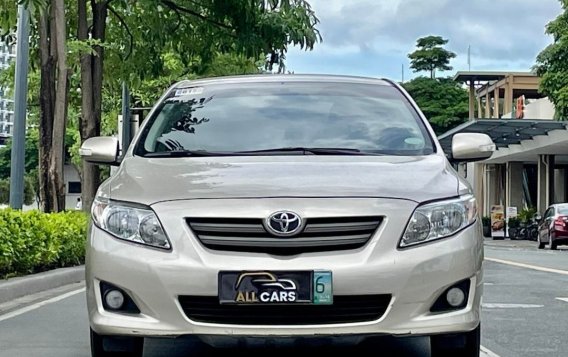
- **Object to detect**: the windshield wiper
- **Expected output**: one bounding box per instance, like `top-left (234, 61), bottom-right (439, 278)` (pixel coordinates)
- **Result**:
top-left (143, 147), bottom-right (380, 157)
top-left (238, 147), bottom-right (371, 155)
top-left (143, 150), bottom-right (231, 158)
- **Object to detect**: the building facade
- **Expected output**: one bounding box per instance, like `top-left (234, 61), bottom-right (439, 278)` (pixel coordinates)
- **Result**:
top-left (441, 71), bottom-right (568, 228)
top-left (0, 39), bottom-right (16, 145)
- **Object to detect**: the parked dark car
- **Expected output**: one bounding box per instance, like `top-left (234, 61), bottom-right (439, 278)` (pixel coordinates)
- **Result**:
top-left (537, 204), bottom-right (568, 250)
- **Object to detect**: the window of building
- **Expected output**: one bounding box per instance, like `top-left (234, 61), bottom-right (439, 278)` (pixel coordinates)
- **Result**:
top-left (68, 181), bottom-right (82, 194)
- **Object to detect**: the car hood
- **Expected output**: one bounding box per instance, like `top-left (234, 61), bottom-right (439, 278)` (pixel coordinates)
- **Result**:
top-left (104, 155), bottom-right (460, 205)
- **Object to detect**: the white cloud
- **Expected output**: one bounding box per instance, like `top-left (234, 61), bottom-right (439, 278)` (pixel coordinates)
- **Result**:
top-left (289, 0), bottom-right (563, 77)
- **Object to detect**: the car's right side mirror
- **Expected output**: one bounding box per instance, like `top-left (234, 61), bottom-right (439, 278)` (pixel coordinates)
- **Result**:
top-left (79, 136), bottom-right (120, 165)
top-left (451, 133), bottom-right (496, 162)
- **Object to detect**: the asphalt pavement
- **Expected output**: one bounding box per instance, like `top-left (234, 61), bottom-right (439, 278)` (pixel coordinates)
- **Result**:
top-left (0, 238), bottom-right (566, 357)
top-left (482, 238), bottom-right (568, 357)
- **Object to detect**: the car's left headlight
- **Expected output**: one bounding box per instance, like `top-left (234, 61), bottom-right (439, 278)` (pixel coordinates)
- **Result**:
top-left (92, 197), bottom-right (171, 250)
top-left (400, 195), bottom-right (477, 248)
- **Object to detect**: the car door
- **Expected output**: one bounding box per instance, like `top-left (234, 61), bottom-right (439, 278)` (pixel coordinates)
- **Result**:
top-left (540, 207), bottom-right (555, 242)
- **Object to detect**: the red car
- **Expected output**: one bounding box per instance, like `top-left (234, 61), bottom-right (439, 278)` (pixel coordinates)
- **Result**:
top-left (538, 204), bottom-right (568, 250)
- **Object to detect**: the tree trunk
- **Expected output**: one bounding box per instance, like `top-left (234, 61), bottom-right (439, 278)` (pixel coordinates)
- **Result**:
top-left (78, 0), bottom-right (95, 211)
top-left (38, 6), bottom-right (55, 212)
top-left (77, 0), bottom-right (107, 211)
top-left (50, 0), bottom-right (69, 211)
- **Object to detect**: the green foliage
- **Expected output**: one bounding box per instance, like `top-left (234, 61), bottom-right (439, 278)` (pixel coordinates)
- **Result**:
top-left (535, 0), bottom-right (568, 120)
top-left (518, 207), bottom-right (538, 223)
top-left (408, 36), bottom-right (456, 79)
top-left (507, 217), bottom-right (521, 228)
top-left (0, 209), bottom-right (87, 278)
top-left (403, 77), bottom-right (469, 134)
top-left (0, 128), bottom-right (39, 180)
top-left (2, 0), bottom-right (322, 212)
top-left (0, 177), bottom-right (36, 206)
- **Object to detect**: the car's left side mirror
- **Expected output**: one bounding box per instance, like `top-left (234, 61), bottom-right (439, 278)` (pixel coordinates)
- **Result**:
top-left (451, 133), bottom-right (495, 162)
top-left (79, 136), bottom-right (120, 166)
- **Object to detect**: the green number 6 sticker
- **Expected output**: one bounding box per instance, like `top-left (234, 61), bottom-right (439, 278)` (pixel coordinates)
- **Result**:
top-left (313, 271), bottom-right (333, 305)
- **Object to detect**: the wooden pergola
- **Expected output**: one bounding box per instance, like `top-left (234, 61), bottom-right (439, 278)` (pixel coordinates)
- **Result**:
top-left (453, 71), bottom-right (543, 120)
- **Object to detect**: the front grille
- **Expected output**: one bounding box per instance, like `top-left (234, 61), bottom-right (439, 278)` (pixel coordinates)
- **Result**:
top-left (186, 216), bottom-right (382, 254)
top-left (178, 295), bottom-right (391, 325)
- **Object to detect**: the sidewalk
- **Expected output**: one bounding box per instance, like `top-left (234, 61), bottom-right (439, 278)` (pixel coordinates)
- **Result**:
top-left (484, 237), bottom-right (538, 249)
top-left (0, 266), bottom-right (84, 304)
top-left (484, 237), bottom-right (568, 250)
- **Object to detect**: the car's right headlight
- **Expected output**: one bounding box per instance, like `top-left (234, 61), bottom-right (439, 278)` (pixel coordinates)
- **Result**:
top-left (92, 197), bottom-right (171, 250)
top-left (400, 195), bottom-right (477, 248)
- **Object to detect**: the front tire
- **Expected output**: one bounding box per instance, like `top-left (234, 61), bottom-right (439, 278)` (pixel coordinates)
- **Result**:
top-left (430, 324), bottom-right (480, 357)
top-left (538, 235), bottom-right (545, 249)
top-left (90, 329), bottom-right (143, 357)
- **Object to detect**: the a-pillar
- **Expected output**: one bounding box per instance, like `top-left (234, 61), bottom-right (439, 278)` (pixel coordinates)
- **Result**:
top-left (506, 162), bottom-right (524, 210)
top-left (537, 155), bottom-right (555, 214)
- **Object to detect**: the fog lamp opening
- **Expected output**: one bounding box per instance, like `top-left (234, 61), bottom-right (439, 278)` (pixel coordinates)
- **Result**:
top-left (104, 289), bottom-right (125, 310)
top-left (446, 287), bottom-right (466, 307)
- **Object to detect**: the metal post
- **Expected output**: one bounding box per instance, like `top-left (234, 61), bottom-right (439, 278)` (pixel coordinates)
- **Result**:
top-left (120, 82), bottom-right (131, 156)
top-left (9, 5), bottom-right (30, 209)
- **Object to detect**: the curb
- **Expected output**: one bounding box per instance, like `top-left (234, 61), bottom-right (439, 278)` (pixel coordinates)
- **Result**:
top-left (0, 266), bottom-right (85, 304)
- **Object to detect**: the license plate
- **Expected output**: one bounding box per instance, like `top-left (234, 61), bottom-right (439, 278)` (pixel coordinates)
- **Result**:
top-left (218, 271), bottom-right (332, 305)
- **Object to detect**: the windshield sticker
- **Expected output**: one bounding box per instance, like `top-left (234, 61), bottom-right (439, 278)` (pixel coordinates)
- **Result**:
top-left (174, 87), bottom-right (204, 96)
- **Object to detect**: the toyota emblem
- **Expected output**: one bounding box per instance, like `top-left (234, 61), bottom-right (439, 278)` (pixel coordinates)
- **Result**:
top-left (265, 211), bottom-right (303, 237)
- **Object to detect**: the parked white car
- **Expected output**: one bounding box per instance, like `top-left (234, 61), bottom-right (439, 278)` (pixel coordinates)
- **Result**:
top-left (81, 74), bottom-right (494, 357)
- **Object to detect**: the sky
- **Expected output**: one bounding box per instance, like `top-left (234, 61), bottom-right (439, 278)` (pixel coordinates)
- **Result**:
top-left (285, 0), bottom-right (563, 80)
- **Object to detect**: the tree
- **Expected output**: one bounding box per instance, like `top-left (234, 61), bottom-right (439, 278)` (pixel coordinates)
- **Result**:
top-left (408, 36), bottom-right (456, 79)
top-left (2, 0), bottom-right (321, 212)
top-left (0, 176), bottom-right (35, 206)
top-left (403, 77), bottom-right (469, 135)
top-left (75, 0), bottom-right (321, 210)
top-left (535, 0), bottom-right (568, 120)
top-left (0, 0), bottom-right (71, 212)
top-left (0, 130), bottom-right (39, 181)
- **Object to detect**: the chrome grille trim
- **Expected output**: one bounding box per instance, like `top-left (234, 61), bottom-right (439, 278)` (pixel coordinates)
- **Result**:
top-left (187, 216), bottom-right (381, 254)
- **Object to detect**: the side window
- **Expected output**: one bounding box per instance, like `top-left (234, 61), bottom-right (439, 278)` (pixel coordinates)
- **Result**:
top-left (545, 208), bottom-right (554, 219)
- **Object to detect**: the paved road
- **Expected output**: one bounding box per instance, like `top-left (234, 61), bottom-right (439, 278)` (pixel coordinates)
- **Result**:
top-left (0, 289), bottom-right (428, 357)
top-left (482, 239), bottom-right (568, 357)
top-left (1, 239), bottom-right (566, 357)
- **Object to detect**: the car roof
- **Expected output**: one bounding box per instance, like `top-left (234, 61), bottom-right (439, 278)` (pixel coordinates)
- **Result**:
top-left (174, 74), bottom-right (392, 89)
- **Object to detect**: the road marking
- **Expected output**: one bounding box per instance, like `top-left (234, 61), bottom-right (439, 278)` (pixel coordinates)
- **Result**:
top-left (0, 287), bottom-right (85, 322)
top-left (556, 297), bottom-right (568, 303)
top-left (485, 257), bottom-right (568, 276)
top-left (482, 303), bottom-right (543, 309)
top-left (481, 345), bottom-right (501, 357)
top-left (484, 282), bottom-right (494, 285)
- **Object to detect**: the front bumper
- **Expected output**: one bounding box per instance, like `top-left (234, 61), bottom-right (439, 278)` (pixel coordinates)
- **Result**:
top-left (87, 198), bottom-right (483, 339)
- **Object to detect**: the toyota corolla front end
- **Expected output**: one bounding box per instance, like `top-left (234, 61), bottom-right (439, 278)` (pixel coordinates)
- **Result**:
top-left (81, 75), bottom-right (494, 357)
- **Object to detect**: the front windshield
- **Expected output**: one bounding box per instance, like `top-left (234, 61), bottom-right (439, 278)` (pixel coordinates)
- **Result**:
top-left (136, 81), bottom-right (434, 156)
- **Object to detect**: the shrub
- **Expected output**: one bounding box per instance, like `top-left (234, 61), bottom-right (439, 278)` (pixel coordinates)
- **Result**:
top-left (518, 207), bottom-right (537, 223)
top-left (507, 217), bottom-right (521, 228)
top-left (0, 209), bottom-right (87, 278)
